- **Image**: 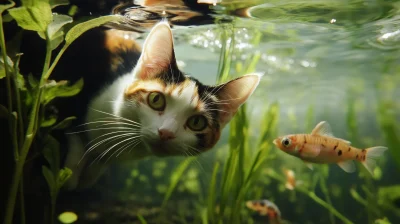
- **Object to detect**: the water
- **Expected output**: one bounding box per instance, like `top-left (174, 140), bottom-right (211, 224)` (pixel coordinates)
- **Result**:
top-left (3, 0), bottom-right (400, 224)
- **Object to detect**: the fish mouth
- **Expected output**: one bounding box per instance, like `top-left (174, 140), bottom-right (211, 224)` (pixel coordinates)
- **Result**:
top-left (272, 139), bottom-right (278, 146)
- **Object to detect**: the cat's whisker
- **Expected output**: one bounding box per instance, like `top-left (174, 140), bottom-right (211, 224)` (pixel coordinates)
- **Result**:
top-left (95, 135), bottom-right (142, 164)
top-left (83, 133), bottom-right (137, 162)
top-left (73, 120), bottom-right (141, 129)
top-left (67, 127), bottom-right (138, 135)
top-left (180, 143), bottom-right (206, 173)
top-left (206, 108), bottom-right (229, 114)
top-left (94, 122), bottom-right (141, 129)
top-left (78, 132), bottom-right (137, 165)
top-left (106, 138), bottom-right (141, 163)
top-left (84, 130), bottom-right (140, 149)
top-left (118, 139), bottom-right (141, 157)
top-left (90, 108), bottom-right (142, 126)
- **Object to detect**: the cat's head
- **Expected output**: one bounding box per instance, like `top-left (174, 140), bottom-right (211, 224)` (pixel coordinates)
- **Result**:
top-left (120, 21), bottom-right (261, 157)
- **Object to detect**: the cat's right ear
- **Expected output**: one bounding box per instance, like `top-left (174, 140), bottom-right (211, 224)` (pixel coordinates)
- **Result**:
top-left (214, 73), bottom-right (262, 126)
top-left (134, 20), bottom-right (176, 80)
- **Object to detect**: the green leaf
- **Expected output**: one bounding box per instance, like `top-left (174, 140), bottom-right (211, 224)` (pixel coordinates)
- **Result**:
top-left (0, 1), bottom-right (15, 14)
top-left (0, 104), bottom-right (8, 119)
top-left (49, 0), bottom-right (69, 8)
top-left (42, 135), bottom-right (60, 175)
top-left (57, 167), bottom-right (72, 189)
top-left (47, 14), bottom-right (72, 39)
top-left (27, 73), bottom-right (39, 88)
top-left (41, 114), bottom-right (57, 127)
top-left (42, 78), bottom-right (83, 105)
top-left (42, 165), bottom-right (56, 193)
top-left (8, 2), bottom-right (52, 33)
top-left (49, 30), bottom-right (64, 50)
top-left (65, 15), bottom-right (124, 45)
top-left (51, 116), bottom-right (76, 130)
top-left (0, 56), bottom-right (13, 79)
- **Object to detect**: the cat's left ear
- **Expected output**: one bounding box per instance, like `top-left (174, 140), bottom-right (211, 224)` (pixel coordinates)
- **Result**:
top-left (215, 73), bottom-right (262, 126)
top-left (134, 20), bottom-right (178, 80)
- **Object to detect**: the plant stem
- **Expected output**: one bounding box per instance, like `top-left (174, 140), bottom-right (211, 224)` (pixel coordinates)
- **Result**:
top-left (19, 180), bottom-right (25, 224)
top-left (12, 54), bottom-right (25, 149)
top-left (0, 13), bottom-right (19, 161)
top-left (266, 169), bottom-right (354, 224)
top-left (3, 33), bottom-right (52, 224)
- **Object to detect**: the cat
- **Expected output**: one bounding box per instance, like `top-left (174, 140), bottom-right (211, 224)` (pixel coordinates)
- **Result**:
top-left (62, 20), bottom-right (262, 190)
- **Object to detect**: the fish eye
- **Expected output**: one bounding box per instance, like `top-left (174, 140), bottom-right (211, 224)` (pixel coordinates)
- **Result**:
top-left (147, 92), bottom-right (166, 111)
top-left (281, 137), bottom-right (292, 147)
top-left (186, 115), bottom-right (208, 131)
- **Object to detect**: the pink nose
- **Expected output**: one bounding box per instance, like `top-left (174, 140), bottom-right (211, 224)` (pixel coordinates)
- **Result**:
top-left (158, 129), bottom-right (175, 141)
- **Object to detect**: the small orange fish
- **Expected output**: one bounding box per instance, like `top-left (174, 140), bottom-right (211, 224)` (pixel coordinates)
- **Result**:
top-left (273, 121), bottom-right (387, 174)
top-left (246, 199), bottom-right (281, 224)
top-left (283, 169), bottom-right (296, 190)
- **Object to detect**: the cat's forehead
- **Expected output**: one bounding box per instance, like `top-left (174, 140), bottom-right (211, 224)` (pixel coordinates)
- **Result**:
top-left (126, 77), bottom-right (216, 112)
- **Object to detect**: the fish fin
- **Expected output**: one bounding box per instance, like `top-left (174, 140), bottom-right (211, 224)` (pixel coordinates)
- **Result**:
top-left (303, 161), bottom-right (314, 170)
top-left (337, 160), bottom-right (356, 173)
top-left (311, 121), bottom-right (351, 145)
top-left (311, 121), bottom-right (334, 137)
top-left (362, 146), bottom-right (388, 175)
top-left (300, 145), bottom-right (321, 158)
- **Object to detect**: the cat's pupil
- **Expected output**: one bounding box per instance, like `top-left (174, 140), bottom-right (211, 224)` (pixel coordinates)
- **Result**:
top-left (153, 95), bottom-right (160, 103)
top-left (194, 117), bottom-right (199, 125)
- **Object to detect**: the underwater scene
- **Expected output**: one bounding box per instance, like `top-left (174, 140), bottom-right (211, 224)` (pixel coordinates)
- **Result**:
top-left (1, 0), bottom-right (400, 224)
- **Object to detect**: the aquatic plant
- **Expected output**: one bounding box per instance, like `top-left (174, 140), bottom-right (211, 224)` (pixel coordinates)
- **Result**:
top-left (0, 1), bottom-right (125, 223)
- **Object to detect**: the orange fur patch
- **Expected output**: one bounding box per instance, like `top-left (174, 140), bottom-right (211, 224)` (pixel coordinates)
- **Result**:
top-left (104, 29), bottom-right (141, 72)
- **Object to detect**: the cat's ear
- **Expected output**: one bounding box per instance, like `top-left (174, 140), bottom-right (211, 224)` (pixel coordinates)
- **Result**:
top-left (215, 73), bottom-right (262, 125)
top-left (134, 21), bottom-right (177, 80)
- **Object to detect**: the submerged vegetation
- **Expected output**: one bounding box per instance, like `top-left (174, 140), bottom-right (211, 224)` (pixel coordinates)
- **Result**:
top-left (1, 0), bottom-right (400, 224)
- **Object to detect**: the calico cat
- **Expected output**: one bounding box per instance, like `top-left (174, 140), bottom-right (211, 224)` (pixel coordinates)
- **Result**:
top-left (62, 20), bottom-right (262, 190)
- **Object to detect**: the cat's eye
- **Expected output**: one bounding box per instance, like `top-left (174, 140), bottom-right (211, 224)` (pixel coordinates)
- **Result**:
top-left (186, 115), bottom-right (208, 131)
top-left (147, 92), bottom-right (166, 111)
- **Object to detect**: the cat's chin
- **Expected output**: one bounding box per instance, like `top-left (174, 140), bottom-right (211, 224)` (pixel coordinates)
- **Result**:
top-left (147, 141), bottom-right (184, 157)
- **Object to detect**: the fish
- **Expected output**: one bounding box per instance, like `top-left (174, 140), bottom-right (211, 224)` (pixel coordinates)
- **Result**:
top-left (283, 169), bottom-right (296, 190)
top-left (246, 199), bottom-right (282, 224)
top-left (272, 121), bottom-right (388, 175)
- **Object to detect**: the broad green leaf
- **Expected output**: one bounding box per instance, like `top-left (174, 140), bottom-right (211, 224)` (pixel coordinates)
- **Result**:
top-left (8, 2), bottom-right (52, 33)
top-left (49, 0), bottom-right (69, 8)
top-left (0, 56), bottom-right (14, 79)
top-left (0, 104), bottom-right (8, 119)
top-left (27, 73), bottom-right (39, 88)
top-left (42, 135), bottom-right (60, 175)
top-left (42, 78), bottom-right (83, 105)
top-left (52, 116), bottom-right (76, 130)
top-left (41, 115), bottom-right (57, 127)
top-left (47, 14), bottom-right (72, 39)
top-left (0, 1), bottom-right (15, 14)
top-left (10, 54), bottom-right (27, 91)
top-left (42, 165), bottom-right (56, 193)
top-left (50, 30), bottom-right (65, 50)
top-left (57, 167), bottom-right (72, 189)
top-left (65, 15), bottom-right (124, 45)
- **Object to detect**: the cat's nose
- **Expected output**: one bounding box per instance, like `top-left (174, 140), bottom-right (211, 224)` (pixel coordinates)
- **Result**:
top-left (158, 129), bottom-right (176, 141)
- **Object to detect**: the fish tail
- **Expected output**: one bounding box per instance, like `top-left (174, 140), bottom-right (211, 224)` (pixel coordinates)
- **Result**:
top-left (361, 146), bottom-right (388, 175)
